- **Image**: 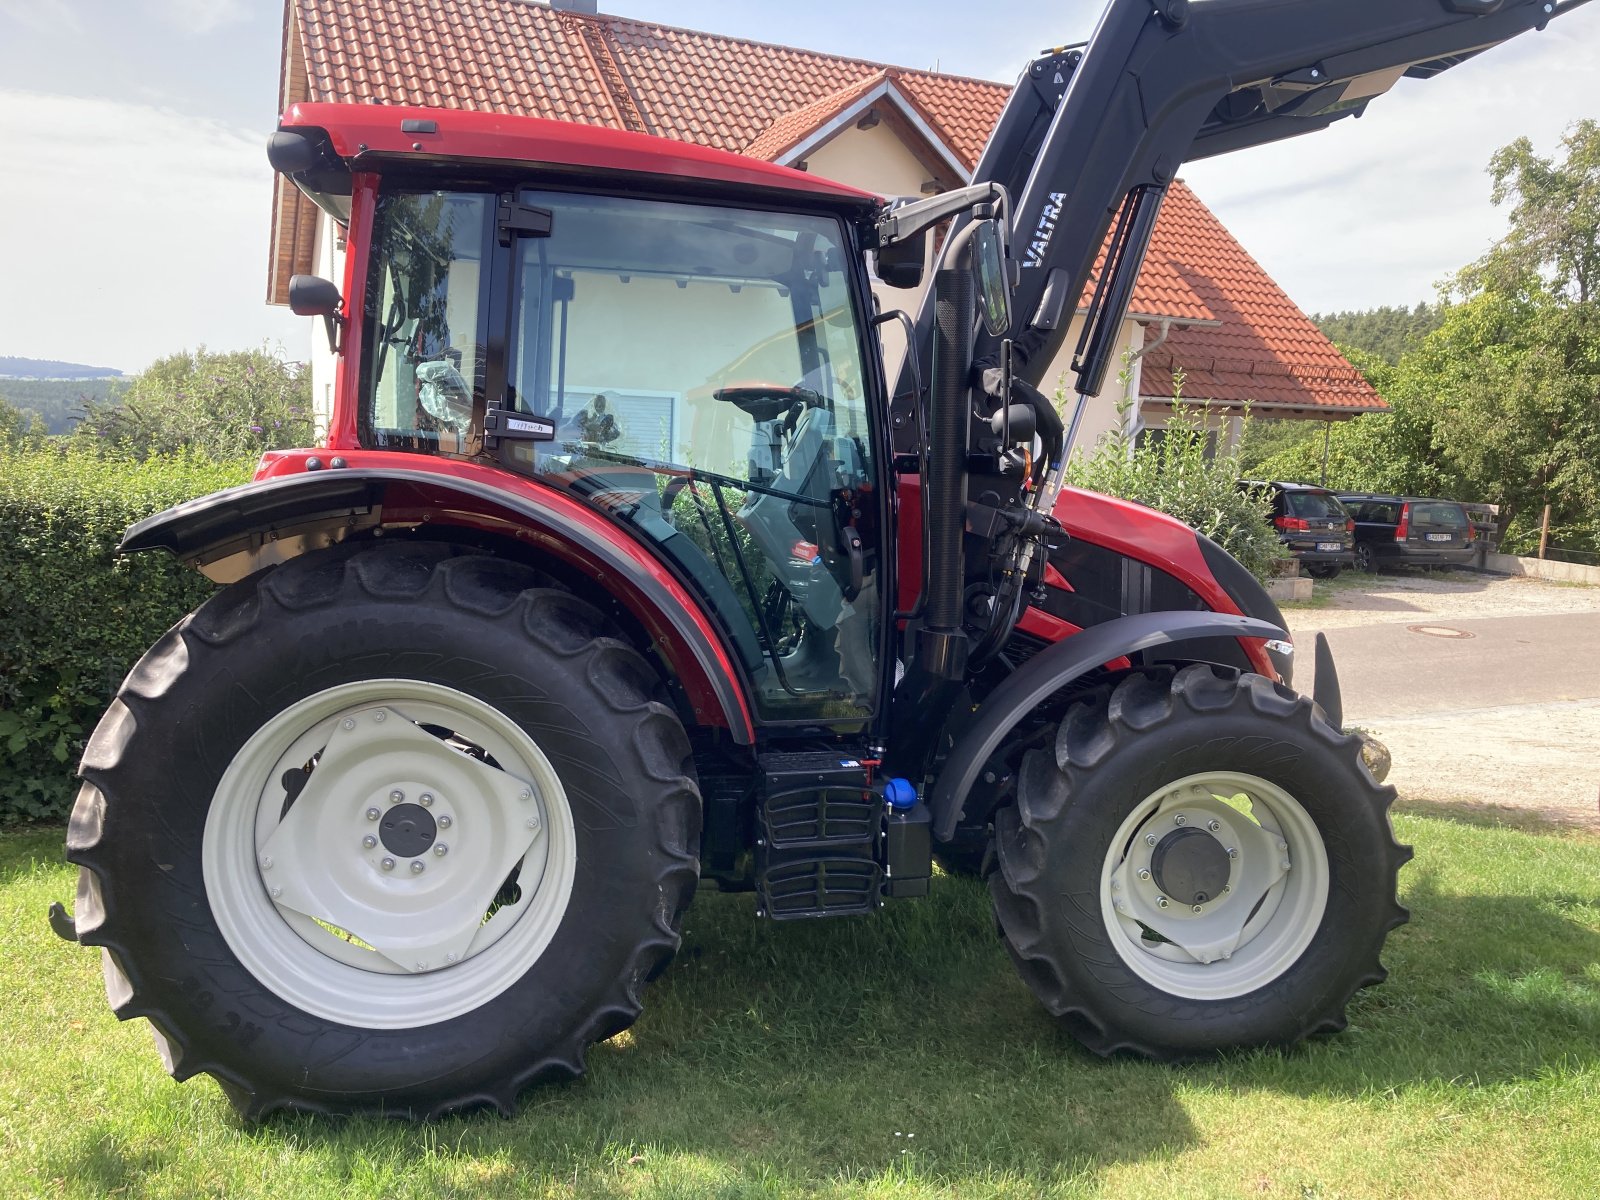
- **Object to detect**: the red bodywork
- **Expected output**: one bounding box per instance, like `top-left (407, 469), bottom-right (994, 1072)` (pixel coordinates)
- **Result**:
top-left (288, 101), bottom-right (1272, 739)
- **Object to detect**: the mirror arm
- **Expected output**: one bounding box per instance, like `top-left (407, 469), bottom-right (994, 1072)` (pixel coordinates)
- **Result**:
top-left (871, 182), bottom-right (1010, 250)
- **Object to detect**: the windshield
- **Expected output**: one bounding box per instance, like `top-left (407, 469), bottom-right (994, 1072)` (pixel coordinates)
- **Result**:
top-left (360, 188), bottom-right (882, 726)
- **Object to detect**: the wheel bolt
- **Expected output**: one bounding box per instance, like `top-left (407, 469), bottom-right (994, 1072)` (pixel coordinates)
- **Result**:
top-left (433, 843), bottom-right (449, 857)
top-left (1113, 899), bottom-right (1125, 912)
top-left (1227, 847), bottom-right (1238, 859)
top-left (1173, 814), bottom-right (1186, 826)
top-left (373, 710), bottom-right (387, 723)
top-left (519, 789), bottom-right (532, 802)
top-left (389, 789), bottom-right (405, 804)
top-left (362, 835), bottom-right (377, 849)
top-left (527, 817), bottom-right (540, 830)
top-left (1282, 859), bottom-right (1292, 871)
top-left (1145, 833), bottom-right (1157, 847)
top-left (1207, 820), bottom-right (1220, 833)
top-left (366, 807), bottom-right (381, 821)
top-left (381, 857), bottom-right (396, 871)
top-left (341, 718), bottom-right (356, 731)
top-left (410, 860), bottom-right (425, 874)
top-left (445, 953), bottom-right (458, 964)
top-left (1157, 896), bottom-right (1170, 909)
top-left (270, 886), bottom-right (283, 899)
top-left (420, 792), bottom-right (434, 807)
top-left (1137, 868), bottom-right (1151, 881)
top-left (259, 855), bottom-right (273, 870)
top-left (438, 815), bottom-right (452, 829)
top-left (1192, 904), bottom-right (1203, 913)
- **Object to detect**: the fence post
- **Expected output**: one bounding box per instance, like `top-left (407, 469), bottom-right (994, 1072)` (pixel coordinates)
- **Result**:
top-left (1538, 503), bottom-right (1551, 559)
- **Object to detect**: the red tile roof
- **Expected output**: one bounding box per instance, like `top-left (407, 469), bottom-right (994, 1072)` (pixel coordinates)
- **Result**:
top-left (277, 0), bottom-right (1382, 415)
top-left (1137, 184), bottom-right (1379, 411)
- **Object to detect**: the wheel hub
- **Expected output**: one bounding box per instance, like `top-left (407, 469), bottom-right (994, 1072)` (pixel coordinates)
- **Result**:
top-left (379, 803), bottom-right (437, 858)
top-left (255, 706), bottom-right (546, 973)
top-left (1150, 826), bottom-right (1231, 906)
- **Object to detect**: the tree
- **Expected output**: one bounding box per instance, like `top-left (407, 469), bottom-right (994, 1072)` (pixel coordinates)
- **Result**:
top-left (1474, 119), bottom-right (1600, 305)
top-left (74, 347), bottom-right (314, 460)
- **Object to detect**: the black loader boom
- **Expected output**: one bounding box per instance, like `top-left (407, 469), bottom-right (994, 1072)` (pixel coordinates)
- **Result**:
top-left (901, 0), bottom-right (1590, 411)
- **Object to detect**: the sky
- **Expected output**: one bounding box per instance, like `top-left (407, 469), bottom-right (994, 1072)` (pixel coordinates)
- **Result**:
top-left (0, 0), bottom-right (1596, 374)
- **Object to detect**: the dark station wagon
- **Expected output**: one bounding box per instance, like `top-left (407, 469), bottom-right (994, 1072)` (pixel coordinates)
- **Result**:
top-left (1335, 493), bottom-right (1477, 572)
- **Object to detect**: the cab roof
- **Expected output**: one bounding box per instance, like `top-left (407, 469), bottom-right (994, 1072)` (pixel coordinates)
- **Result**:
top-left (279, 102), bottom-right (882, 211)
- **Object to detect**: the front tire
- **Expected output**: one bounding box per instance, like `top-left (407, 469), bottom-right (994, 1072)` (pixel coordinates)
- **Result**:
top-left (989, 665), bottom-right (1409, 1058)
top-left (67, 543), bottom-right (700, 1118)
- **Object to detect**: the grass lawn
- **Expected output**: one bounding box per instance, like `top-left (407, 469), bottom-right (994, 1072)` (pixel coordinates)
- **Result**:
top-left (3, 805), bottom-right (1598, 1199)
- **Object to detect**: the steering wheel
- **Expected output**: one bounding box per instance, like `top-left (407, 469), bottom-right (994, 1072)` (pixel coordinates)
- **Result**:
top-left (712, 382), bottom-right (823, 423)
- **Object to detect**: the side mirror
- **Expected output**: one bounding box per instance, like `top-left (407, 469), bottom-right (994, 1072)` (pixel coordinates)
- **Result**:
top-left (972, 218), bottom-right (1012, 337)
top-left (288, 274), bottom-right (344, 351)
top-left (874, 231), bottom-right (926, 290)
top-left (288, 274), bottom-right (342, 317)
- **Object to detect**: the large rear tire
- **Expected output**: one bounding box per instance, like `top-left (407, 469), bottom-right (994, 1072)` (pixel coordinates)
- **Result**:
top-left (67, 542), bottom-right (700, 1119)
top-left (989, 665), bottom-right (1409, 1058)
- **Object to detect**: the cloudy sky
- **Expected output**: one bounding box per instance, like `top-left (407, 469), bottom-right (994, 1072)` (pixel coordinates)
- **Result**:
top-left (1, 0), bottom-right (1596, 374)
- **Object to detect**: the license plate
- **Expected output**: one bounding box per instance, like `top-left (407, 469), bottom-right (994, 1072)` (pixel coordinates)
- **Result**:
top-left (1316, 542), bottom-right (1342, 551)
top-left (1425, 533), bottom-right (1451, 542)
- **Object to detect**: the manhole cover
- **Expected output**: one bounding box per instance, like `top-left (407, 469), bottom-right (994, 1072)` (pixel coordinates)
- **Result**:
top-left (1407, 624), bottom-right (1475, 639)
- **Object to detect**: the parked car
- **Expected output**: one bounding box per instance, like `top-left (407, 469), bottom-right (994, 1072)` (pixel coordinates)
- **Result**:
top-left (1334, 493), bottom-right (1477, 572)
top-left (1241, 480), bottom-right (1356, 577)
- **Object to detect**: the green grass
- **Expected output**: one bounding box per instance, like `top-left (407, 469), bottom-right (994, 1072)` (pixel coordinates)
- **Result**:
top-left (4, 809), bottom-right (1599, 1199)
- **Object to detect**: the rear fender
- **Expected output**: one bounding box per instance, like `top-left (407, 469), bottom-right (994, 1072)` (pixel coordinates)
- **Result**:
top-left (120, 465), bottom-right (756, 742)
top-left (928, 610), bottom-right (1284, 840)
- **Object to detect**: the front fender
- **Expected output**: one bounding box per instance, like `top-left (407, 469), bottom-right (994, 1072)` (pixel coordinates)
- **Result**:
top-left (928, 610), bottom-right (1286, 840)
top-left (121, 466), bottom-right (757, 743)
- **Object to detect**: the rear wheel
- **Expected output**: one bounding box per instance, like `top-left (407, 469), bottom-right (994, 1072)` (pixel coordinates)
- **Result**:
top-left (1306, 562), bottom-right (1341, 579)
top-left (989, 665), bottom-right (1409, 1057)
top-left (1354, 543), bottom-right (1378, 573)
top-left (68, 543), bottom-right (700, 1118)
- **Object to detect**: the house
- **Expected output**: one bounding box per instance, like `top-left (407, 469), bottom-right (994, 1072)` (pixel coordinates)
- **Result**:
top-left (270, 0), bottom-right (1384, 450)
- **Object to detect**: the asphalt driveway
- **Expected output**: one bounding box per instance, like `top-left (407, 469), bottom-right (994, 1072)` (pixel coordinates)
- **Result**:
top-left (1283, 570), bottom-right (1600, 826)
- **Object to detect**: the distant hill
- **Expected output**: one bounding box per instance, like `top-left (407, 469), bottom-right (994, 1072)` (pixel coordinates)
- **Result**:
top-left (0, 377), bottom-right (123, 435)
top-left (0, 355), bottom-right (123, 380)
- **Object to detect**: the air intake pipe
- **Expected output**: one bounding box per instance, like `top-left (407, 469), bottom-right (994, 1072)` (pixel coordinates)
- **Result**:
top-left (917, 221), bottom-right (982, 681)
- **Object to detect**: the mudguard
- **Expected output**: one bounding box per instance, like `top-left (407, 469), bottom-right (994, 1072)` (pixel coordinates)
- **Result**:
top-left (928, 609), bottom-right (1286, 840)
top-left (120, 466), bottom-right (757, 742)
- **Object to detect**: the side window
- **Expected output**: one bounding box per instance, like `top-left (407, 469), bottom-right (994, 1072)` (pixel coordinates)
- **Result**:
top-left (362, 193), bottom-right (491, 453)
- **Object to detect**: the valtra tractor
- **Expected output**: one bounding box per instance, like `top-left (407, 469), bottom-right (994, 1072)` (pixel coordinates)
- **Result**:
top-left (52, 0), bottom-right (1586, 1119)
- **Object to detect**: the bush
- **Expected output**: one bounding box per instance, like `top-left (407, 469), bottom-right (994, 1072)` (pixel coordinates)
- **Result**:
top-left (74, 347), bottom-right (313, 460)
top-left (1067, 401), bottom-right (1289, 583)
top-left (0, 446), bottom-right (251, 822)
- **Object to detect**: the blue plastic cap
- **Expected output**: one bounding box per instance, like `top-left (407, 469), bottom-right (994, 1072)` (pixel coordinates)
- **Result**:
top-left (884, 777), bottom-right (918, 811)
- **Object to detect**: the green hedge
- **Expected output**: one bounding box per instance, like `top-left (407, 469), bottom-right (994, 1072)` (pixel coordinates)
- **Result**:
top-left (0, 448), bottom-right (251, 822)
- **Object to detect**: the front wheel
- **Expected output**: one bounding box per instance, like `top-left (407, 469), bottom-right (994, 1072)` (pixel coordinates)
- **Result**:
top-left (989, 665), bottom-right (1410, 1058)
top-left (67, 543), bottom-right (701, 1118)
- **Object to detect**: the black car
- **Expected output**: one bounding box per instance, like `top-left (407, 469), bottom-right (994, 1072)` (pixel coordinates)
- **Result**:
top-left (1335, 493), bottom-right (1477, 571)
top-left (1242, 481), bottom-right (1356, 577)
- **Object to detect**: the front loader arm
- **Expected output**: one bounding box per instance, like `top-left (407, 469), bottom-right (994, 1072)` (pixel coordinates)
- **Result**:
top-left (903, 0), bottom-right (1589, 404)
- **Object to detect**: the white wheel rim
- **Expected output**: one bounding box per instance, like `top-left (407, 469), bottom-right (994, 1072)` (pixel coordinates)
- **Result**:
top-left (1099, 771), bottom-right (1329, 1001)
top-left (203, 679), bottom-right (577, 1028)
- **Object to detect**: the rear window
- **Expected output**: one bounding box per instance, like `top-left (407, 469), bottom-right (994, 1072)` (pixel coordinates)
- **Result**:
top-left (1354, 501), bottom-right (1400, 523)
top-left (1413, 502), bottom-right (1468, 529)
top-left (1286, 491), bottom-right (1347, 520)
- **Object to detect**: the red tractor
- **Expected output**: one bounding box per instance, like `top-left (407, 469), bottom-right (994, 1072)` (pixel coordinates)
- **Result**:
top-left (54, 0), bottom-right (1584, 1118)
